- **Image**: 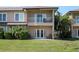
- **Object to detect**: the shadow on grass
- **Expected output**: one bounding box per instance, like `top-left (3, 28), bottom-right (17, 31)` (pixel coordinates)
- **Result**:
top-left (0, 38), bottom-right (79, 41)
top-left (56, 38), bottom-right (79, 41)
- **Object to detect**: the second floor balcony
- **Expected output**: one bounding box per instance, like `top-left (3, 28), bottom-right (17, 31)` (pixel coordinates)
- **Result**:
top-left (28, 17), bottom-right (53, 26)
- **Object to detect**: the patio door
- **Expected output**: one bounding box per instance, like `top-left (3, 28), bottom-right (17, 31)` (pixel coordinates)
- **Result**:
top-left (36, 29), bottom-right (44, 39)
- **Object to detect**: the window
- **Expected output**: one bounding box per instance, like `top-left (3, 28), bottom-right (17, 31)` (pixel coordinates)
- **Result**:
top-left (75, 16), bottom-right (79, 23)
top-left (15, 14), bottom-right (19, 21)
top-left (3, 14), bottom-right (6, 21)
top-left (78, 30), bottom-right (79, 36)
top-left (37, 14), bottom-right (42, 23)
top-left (15, 13), bottom-right (24, 22)
top-left (0, 13), bottom-right (7, 21)
top-left (35, 13), bottom-right (46, 23)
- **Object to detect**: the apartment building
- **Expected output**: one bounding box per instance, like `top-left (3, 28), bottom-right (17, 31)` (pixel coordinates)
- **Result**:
top-left (0, 6), bottom-right (58, 39)
top-left (68, 9), bottom-right (79, 38)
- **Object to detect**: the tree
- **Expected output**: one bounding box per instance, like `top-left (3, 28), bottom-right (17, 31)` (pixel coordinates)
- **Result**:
top-left (59, 15), bottom-right (71, 39)
top-left (54, 11), bottom-right (60, 31)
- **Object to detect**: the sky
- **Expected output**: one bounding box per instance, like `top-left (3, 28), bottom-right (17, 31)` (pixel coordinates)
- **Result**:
top-left (0, 0), bottom-right (78, 15)
top-left (58, 6), bottom-right (79, 15)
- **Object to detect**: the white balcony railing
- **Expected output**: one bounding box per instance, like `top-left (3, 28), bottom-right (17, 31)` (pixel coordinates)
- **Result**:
top-left (28, 22), bottom-right (53, 26)
top-left (28, 17), bottom-right (53, 23)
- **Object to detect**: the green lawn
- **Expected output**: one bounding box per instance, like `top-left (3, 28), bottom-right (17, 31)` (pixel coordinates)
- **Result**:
top-left (0, 39), bottom-right (79, 52)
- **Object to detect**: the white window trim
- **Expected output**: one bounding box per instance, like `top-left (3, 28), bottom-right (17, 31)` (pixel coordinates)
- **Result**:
top-left (35, 13), bottom-right (46, 23)
top-left (0, 13), bottom-right (7, 22)
top-left (75, 16), bottom-right (79, 23)
top-left (14, 12), bottom-right (24, 22)
top-left (35, 29), bottom-right (44, 39)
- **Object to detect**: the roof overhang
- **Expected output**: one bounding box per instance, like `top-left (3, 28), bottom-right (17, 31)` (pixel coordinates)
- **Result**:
top-left (23, 6), bottom-right (58, 12)
top-left (0, 6), bottom-right (58, 11)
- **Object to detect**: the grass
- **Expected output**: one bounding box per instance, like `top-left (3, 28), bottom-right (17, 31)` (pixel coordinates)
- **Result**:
top-left (0, 39), bottom-right (79, 52)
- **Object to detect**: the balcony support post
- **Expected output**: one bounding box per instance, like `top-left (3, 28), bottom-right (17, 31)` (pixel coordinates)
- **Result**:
top-left (52, 9), bottom-right (54, 39)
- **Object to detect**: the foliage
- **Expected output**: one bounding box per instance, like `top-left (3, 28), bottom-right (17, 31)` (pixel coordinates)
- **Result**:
top-left (4, 32), bottom-right (13, 39)
top-left (14, 28), bottom-right (22, 39)
top-left (58, 15), bottom-right (71, 38)
top-left (3, 26), bottom-right (31, 39)
top-left (47, 34), bottom-right (52, 39)
top-left (54, 11), bottom-right (60, 31)
top-left (0, 32), bottom-right (4, 39)
top-left (54, 12), bottom-right (71, 38)
top-left (0, 29), bottom-right (4, 39)
top-left (9, 27), bottom-right (31, 39)
top-left (14, 28), bottom-right (30, 39)
top-left (19, 31), bottom-right (31, 39)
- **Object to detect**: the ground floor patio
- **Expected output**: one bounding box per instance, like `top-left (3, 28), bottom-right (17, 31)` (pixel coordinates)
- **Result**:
top-left (0, 25), bottom-right (54, 39)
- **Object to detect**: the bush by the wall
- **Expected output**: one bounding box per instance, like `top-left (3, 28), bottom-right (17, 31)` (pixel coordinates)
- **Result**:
top-left (0, 28), bottom-right (4, 39)
top-left (14, 31), bottom-right (31, 39)
top-left (0, 32), bottom-right (4, 39)
top-left (0, 27), bottom-right (31, 39)
top-left (14, 32), bottom-right (20, 39)
top-left (4, 32), bottom-right (13, 39)
top-left (19, 31), bottom-right (31, 39)
top-left (47, 34), bottom-right (52, 39)
top-left (59, 31), bottom-right (71, 39)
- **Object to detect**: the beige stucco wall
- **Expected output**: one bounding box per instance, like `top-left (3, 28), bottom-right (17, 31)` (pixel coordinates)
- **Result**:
top-left (27, 9), bottom-right (54, 39)
top-left (0, 11), bottom-right (27, 23)
top-left (69, 12), bottom-right (79, 38)
top-left (28, 26), bottom-right (52, 39)
top-left (69, 12), bottom-right (79, 24)
top-left (27, 10), bottom-right (53, 22)
top-left (72, 26), bottom-right (78, 38)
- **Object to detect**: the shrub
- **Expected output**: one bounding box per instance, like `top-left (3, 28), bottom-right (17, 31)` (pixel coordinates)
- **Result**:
top-left (4, 32), bottom-right (13, 39)
top-left (3, 27), bottom-right (31, 39)
top-left (14, 31), bottom-right (31, 39)
top-left (0, 31), bottom-right (4, 39)
top-left (0, 28), bottom-right (4, 39)
top-left (47, 34), bottom-right (52, 39)
top-left (14, 32), bottom-right (20, 39)
top-left (59, 31), bottom-right (71, 39)
top-left (12, 32), bottom-right (16, 39)
top-left (19, 31), bottom-right (31, 39)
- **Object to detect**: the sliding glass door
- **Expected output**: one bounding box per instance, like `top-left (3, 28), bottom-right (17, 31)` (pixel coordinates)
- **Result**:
top-left (36, 29), bottom-right (44, 39)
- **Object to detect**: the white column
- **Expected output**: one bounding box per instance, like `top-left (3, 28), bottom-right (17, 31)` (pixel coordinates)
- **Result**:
top-left (23, 9), bottom-right (27, 23)
top-left (52, 9), bottom-right (54, 39)
top-left (71, 25), bottom-right (73, 38)
top-left (71, 14), bottom-right (74, 38)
